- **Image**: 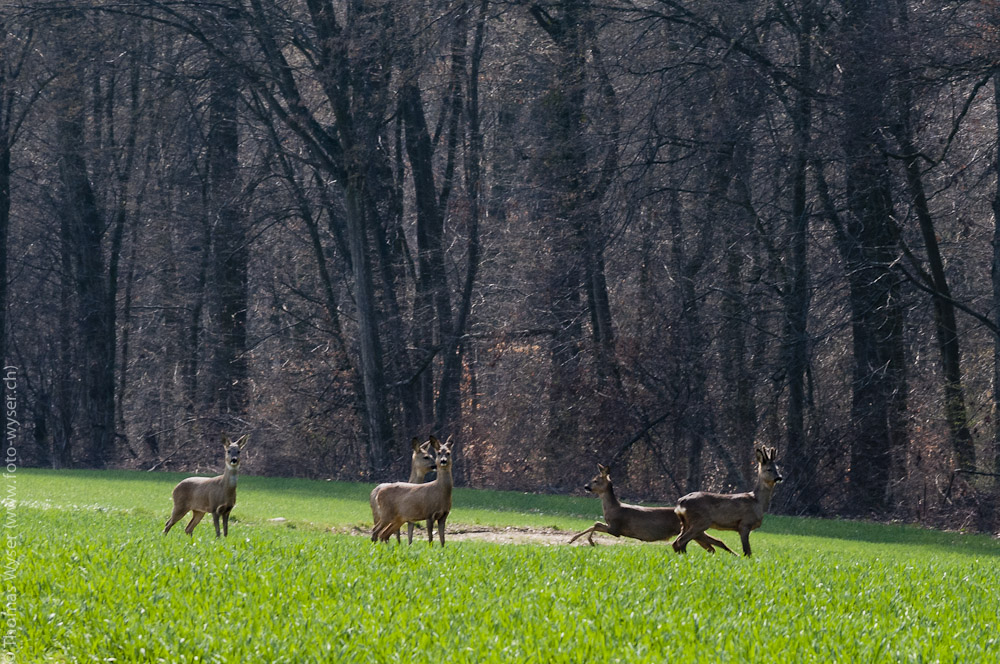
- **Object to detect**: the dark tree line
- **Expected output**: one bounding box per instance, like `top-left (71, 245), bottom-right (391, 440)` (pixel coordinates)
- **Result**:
top-left (4, 0), bottom-right (1000, 527)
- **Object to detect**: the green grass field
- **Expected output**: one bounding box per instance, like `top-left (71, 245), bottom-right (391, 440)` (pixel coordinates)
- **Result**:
top-left (8, 469), bottom-right (1000, 662)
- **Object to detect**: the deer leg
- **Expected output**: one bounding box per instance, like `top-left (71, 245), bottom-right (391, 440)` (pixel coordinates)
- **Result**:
top-left (672, 510), bottom-right (690, 553)
top-left (692, 535), bottom-right (715, 553)
top-left (221, 507), bottom-right (231, 537)
top-left (406, 522), bottom-right (416, 544)
top-left (164, 507), bottom-right (188, 535)
top-left (739, 527), bottom-right (752, 557)
top-left (437, 514), bottom-right (448, 546)
top-left (672, 524), bottom-right (702, 553)
top-left (693, 533), bottom-right (736, 555)
top-left (377, 519), bottom-right (403, 543)
top-left (211, 511), bottom-right (222, 538)
top-left (426, 518), bottom-right (434, 544)
top-left (376, 522), bottom-right (391, 542)
top-left (569, 522), bottom-right (611, 546)
top-left (371, 519), bottom-right (392, 542)
top-left (184, 511), bottom-right (206, 535)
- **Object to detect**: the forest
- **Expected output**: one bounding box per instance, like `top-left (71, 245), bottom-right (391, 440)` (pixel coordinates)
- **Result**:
top-left (3, 0), bottom-right (1000, 528)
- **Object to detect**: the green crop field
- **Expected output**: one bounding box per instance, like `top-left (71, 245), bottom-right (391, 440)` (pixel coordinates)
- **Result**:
top-left (7, 469), bottom-right (1000, 663)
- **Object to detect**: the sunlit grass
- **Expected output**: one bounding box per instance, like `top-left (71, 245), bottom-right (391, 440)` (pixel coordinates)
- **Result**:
top-left (18, 468), bottom-right (603, 533)
top-left (12, 469), bottom-right (1000, 662)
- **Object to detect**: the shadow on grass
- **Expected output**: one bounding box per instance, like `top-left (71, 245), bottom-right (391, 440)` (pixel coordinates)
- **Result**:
top-left (764, 514), bottom-right (1000, 557)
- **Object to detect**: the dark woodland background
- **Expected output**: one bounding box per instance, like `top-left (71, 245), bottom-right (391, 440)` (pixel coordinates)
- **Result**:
top-left (4, 0), bottom-right (1000, 529)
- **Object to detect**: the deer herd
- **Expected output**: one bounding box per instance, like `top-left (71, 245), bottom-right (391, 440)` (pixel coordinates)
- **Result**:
top-left (163, 433), bottom-right (782, 556)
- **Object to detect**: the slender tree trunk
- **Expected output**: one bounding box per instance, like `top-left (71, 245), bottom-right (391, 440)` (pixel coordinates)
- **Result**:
top-left (184, 223), bottom-right (210, 411)
top-left (0, 26), bottom-right (10, 369)
top-left (54, 206), bottom-right (75, 468)
top-left (898, 138), bottom-right (975, 471)
top-left (992, 70), bottom-right (1000, 486)
top-left (783, 6), bottom-right (814, 507)
top-left (435, 0), bottom-right (488, 439)
top-left (0, 130), bottom-right (8, 369)
top-left (725, 138), bottom-right (760, 492)
top-left (400, 81), bottom-right (453, 424)
top-left (0, 19), bottom-right (34, 375)
top-left (346, 180), bottom-right (394, 472)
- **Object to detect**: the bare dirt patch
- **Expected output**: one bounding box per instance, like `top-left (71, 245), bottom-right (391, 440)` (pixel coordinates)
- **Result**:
top-left (346, 524), bottom-right (634, 546)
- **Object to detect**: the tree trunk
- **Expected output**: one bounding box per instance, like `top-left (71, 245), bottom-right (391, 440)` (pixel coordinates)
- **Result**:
top-left (839, 0), bottom-right (905, 510)
top-left (435, 0), bottom-right (488, 440)
top-left (400, 81), bottom-right (453, 424)
top-left (208, 48), bottom-right (247, 415)
top-left (897, 135), bottom-right (975, 472)
top-left (783, 5), bottom-right (814, 507)
top-left (0, 125), bottom-right (8, 370)
top-left (0, 24), bottom-right (14, 370)
top-left (56, 73), bottom-right (116, 467)
top-left (992, 70), bottom-right (1000, 486)
top-left (346, 180), bottom-right (394, 472)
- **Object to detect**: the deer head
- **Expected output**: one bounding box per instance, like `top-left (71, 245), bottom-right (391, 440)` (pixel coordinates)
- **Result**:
top-left (755, 446), bottom-right (782, 488)
top-left (223, 434), bottom-right (249, 470)
top-left (584, 464), bottom-right (612, 495)
top-left (411, 437), bottom-right (437, 474)
top-left (430, 436), bottom-right (451, 472)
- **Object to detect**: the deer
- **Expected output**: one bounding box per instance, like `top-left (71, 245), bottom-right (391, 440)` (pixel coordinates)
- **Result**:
top-left (163, 434), bottom-right (249, 538)
top-left (371, 436), bottom-right (453, 546)
top-left (569, 464), bottom-right (735, 554)
top-left (671, 446), bottom-right (782, 557)
top-left (369, 437), bottom-right (438, 544)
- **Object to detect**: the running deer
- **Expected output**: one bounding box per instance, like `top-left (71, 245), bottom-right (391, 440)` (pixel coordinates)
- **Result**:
top-left (369, 437), bottom-right (437, 543)
top-left (371, 437), bottom-right (453, 546)
top-left (672, 446), bottom-right (782, 557)
top-left (163, 434), bottom-right (249, 538)
top-left (569, 464), bottom-right (734, 553)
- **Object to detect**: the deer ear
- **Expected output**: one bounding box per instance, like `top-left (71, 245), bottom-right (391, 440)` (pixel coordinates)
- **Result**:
top-left (411, 437), bottom-right (422, 452)
top-left (237, 434), bottom-right (249, 449)
top-left (598, 463), bottom-right (609, 476)
top-left (755, 447), bottom-right (765, 463)
top-left (429, 436), bottom-right (442, 451)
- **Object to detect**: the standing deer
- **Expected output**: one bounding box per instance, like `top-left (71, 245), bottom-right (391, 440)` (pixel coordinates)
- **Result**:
top-left (163, 434), bottom-right (249, 538)
top-left (369, 437), bottom-right (437, 543)
top-left (371, 437), bottom-right (453, 546)
top-left (569, 464), bottom-right (734, 554)
top-left (671, 446), bottom-right (782, 557)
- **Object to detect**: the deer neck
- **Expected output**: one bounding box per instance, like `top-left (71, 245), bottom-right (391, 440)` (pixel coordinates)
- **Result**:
top-left (600, 484), bottom-right (622, 517)
top-left (436, 463), bottom-right (454, 493)
top-left (222, 464), bottom-right (239, 490)
top-left (752, 475), bottom-right (775, 513)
